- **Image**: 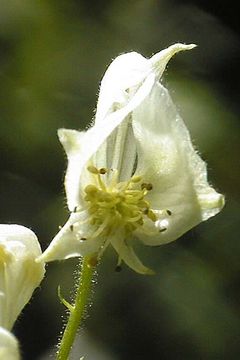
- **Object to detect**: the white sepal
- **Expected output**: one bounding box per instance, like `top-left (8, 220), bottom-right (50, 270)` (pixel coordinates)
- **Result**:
top-left (38, 212), bottom-right (104, 263)
top-left (95, 43), bottom-right (196, 123)
top-left (132, 81), bottom-right (224, 246)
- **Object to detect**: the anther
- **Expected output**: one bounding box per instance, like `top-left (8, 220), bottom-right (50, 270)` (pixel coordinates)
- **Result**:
top-left (131, 175), bottom-right (142, 183)
top-left (141, 183), bottom-right (153, 191)
top-left (99, 168), bottom-right (107, 175)
top-left (147, 209), bottom-right (157, 222)
top-left (80, 237), bottom-right (87, 241)
top-left (70, 225), bottom-right (73, 231)
top-left (84, 184), bottom-right (98, 194)
top-left (115, 265), bottom-right (122, 272)
top-left (159, 228), bottom-right (167, 232)
top-left (137, 218), bottom-right (144, 226)
top-left (87, 165), bottom-right (99, 174)
top-left (166, 209), bottom-right (172, 216)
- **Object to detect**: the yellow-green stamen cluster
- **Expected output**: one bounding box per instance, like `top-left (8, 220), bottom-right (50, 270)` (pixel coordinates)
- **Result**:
top-left (83, 166), bottom-right (157, 238)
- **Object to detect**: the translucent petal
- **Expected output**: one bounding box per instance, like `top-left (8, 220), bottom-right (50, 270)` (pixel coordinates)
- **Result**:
top-left (132, 82), bottom-right (224, 246)
top-left (0, 327), bottom-right (20, 360)
top-left (95, 43), bottom-right (196, 124)
top-left (93, 43), bottom-right (196, 182)
top-left (95, 52), bottom-right (149, 123)
top-left (59, 73), bottom-right (155, 212)
top-left (91, 116), bottom-right (137, 183)
top-left (104, 117), bottom-right (137, 181)
top-left (0, 225), bottom-right (45, 330)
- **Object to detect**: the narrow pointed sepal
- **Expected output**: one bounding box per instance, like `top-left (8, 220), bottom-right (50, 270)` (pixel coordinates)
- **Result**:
top-left (150, 43), bottom-right (196, 78)
top-left (37, 212), bottom-right (104, 263)
top-left (111, 236), bottom-right (155, 275)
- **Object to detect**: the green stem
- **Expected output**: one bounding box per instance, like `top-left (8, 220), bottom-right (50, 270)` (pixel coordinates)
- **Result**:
top-left (57, 256), bottom-right (96, 360)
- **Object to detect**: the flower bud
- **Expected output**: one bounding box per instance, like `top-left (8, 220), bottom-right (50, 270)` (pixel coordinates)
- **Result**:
top-left (0, 327), bottom-right (20, 360)
top-left (0, 225), bottom-right (45, 330)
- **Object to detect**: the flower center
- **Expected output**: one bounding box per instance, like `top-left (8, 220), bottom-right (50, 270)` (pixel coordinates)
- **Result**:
top-left (83, 165), bottom-right (157, 238)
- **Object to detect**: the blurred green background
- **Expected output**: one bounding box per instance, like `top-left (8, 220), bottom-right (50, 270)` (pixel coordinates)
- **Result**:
top-left (0, 0), bottom-right (240, 359)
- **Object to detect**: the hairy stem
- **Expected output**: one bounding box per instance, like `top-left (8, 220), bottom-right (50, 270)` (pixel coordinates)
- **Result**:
top-left (57, 256), bottom-right (96, 360)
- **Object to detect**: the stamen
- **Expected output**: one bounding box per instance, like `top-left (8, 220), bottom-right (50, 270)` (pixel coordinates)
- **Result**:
top-left (97, 173), bottom-right (106, 191)
top-left (82, 164), bottom-right (164, 248)
top-left (89, 216), bottom-right (111, 239)
top-left (141, 183), bottom-right (153, 191)
top-left (115, 264), bottom-right (122, 272)
top-left (85, 184), bottom-right (98, 193)
top-left (115, 255), bottom-right (122, 272)
top-left (97, 237), bottom-right (112, 259)
top-left (87, 165), bottom-right (99, 174)
top-left (87, 165), bottom-right (107, 190)
top-left (146, 209), bottom-right (157, 222)
top-left (130, 175), bottom-right (142, 183)
top-left (99, 168), bottom-right (107, 174)
top-left (127, 214), bottom-right (143, 223)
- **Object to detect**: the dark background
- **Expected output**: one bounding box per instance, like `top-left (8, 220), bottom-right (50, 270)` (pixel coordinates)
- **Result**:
top-left (0, 1), bottom-right (240, 359)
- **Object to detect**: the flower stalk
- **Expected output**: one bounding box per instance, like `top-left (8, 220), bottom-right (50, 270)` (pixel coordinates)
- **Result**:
top-left (57, 256), bottom-right (96, 360)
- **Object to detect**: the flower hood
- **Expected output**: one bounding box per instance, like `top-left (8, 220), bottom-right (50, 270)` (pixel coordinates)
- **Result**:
top-left (38, 43), bottom-right (224, 274)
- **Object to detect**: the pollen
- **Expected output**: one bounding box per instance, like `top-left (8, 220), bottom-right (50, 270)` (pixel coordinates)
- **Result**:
top-left (83, 166), bottom-right (156, 238)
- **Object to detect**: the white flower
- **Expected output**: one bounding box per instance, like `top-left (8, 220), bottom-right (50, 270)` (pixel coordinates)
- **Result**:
top-left (0, 327), bottom-right (20, 360)
top-left (0, 225), bottom-right (45, 330)
top-left (39, 43), bottom-right (224, 274)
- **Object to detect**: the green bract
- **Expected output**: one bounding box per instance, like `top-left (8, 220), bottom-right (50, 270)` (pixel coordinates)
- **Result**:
top-left (39, 43), bottom-right (224, 274)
